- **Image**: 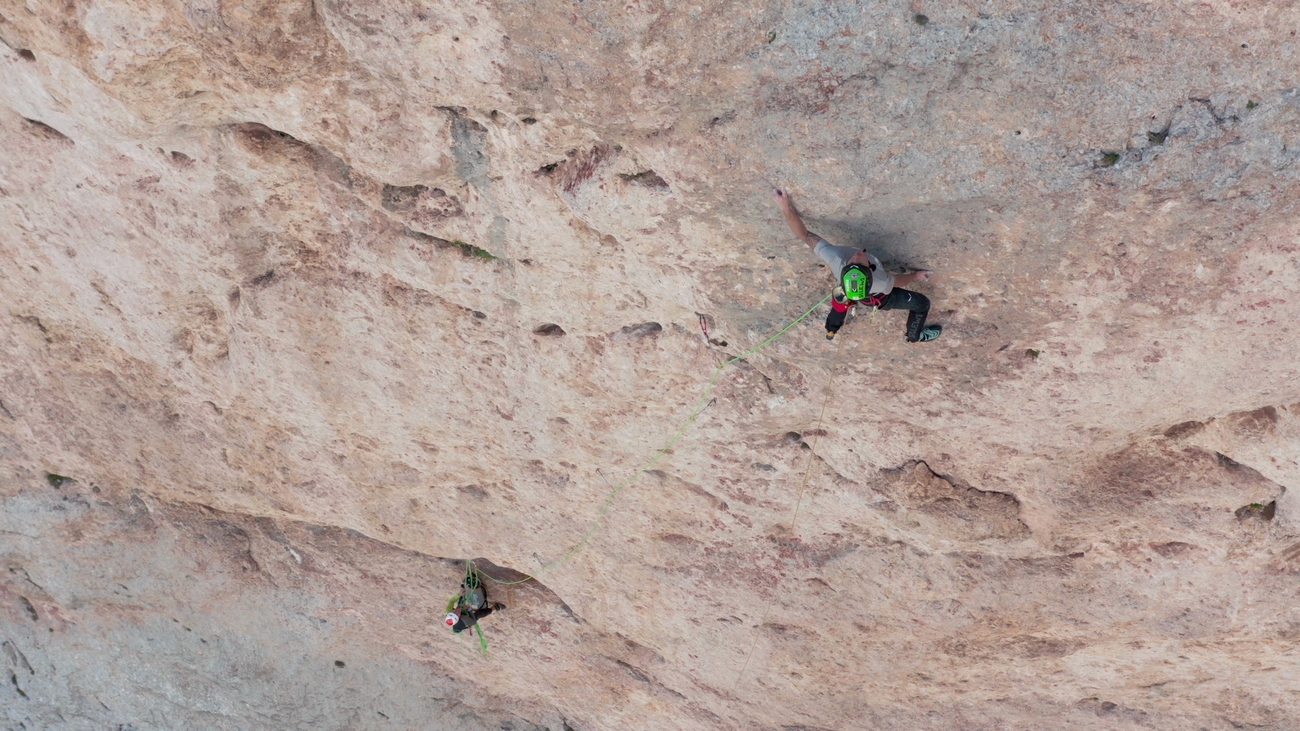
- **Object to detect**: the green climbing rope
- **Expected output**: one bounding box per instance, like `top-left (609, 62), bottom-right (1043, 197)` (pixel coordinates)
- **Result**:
top-left (477, 293), bottom-right (832, 587)
top-left (451, 560), bottom-right (491, 654)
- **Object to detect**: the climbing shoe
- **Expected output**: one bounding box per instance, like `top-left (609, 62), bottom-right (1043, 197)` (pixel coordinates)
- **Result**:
top-left (913, 325), bottom-right (942, 342)
top-left (826, 329), bottom-right (837, 341)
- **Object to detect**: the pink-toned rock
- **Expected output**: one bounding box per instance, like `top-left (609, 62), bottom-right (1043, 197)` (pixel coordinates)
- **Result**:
top-left (2, 1), bottom-right (1299, 728)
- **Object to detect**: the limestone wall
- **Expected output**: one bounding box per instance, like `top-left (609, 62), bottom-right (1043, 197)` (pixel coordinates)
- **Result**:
top-left (2, 1), bottom-right (1299, 729)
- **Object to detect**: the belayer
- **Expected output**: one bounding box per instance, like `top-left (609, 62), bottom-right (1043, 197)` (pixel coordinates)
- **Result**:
top-left (445, 569), bottom-right (505, 634)
top-left (774, 189), bottom-right (941, 343)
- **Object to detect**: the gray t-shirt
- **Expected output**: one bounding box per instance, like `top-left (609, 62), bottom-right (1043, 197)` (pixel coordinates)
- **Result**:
top-left (814, 239), bottom-right (894, 295)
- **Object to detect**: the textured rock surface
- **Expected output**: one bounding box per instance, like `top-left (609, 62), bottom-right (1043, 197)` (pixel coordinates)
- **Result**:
top-left (2, 0), bottom-right (1300, 728)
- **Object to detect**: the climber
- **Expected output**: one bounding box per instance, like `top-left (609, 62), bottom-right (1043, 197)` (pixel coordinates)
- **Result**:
top-left (445, 569), bottom-right (505, 634)
top-left (774, 189), bottom-right (941, 342)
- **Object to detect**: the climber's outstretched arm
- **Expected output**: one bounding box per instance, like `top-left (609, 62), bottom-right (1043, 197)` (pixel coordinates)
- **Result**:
top-left (894, 270), bottom-right (932, 286)
top-left (774, 189), bottom-right (820, 250)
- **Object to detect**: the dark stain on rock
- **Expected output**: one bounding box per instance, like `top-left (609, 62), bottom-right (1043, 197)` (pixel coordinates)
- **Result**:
top-left (646, 471), bottom-right (728, 512)
top-left (1006, 634), bottom-right (1081, 658)
top-left (534, 323), bottom-right (565, 336)
top-left (618, 170), bottom-right (669, 189)
top-left (456, 241), bottom-right (497, 261)
top-left (614, 659), bottom-right (651, 683)
top-left (1008, 554), bottom-right (1078, 577)
top-left (543, 145), bottom-right (617, 193)
top-left (380, 184), bottom-right (463, 218)
top-left (1215, 451), bottom-right (1241, 469)
top-left (761, 622), bottom-right (807, 638)
top-left (231, 124), bottom-right (354, 186)
top-left (710, 110), bottom-right (736, 127)
top-left (2, 640), bottom-right (33, 675)
top-left (23, 118), bottom-right (72, 145)
top-left (403, 228), bottom-right (496, 260)
top-left (402, 227), bottom-right (460, 253)
top-left (1076, 698), bottom-right (1148, 724)
top-left (381, 184), bottom-right (426, 211)
top-left (443, 108), bottom-right (490, 189)
top-left (767, 533), bottom-right (859, 568)
top-left (1229, 405), bottom-right (1279, 436)
top-left (1163, 420), bottom-right (1205, 439)
top-left (1150, 541), bottom-right (1195, 557)
top-left (618, 322), bottom-right (662, 338)
top-left (1235, 501), bottom-right (1276, 521)
top-left (877, 461), bottom-right (1030, 542)
top-left (235, 123), bottom-right (305, 153)
top-left (18, 596), bottom-right (38, 622)
top-left (1074, 443), bottom-right (1267, 514)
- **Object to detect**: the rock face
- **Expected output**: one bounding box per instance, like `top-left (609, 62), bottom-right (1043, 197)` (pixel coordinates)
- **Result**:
top-left (2, 1), bottom-right (1299, 728)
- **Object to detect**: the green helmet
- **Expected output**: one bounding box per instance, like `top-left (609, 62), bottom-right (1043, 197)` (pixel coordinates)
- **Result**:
top-left (841, 263), bottom-right (873, 301)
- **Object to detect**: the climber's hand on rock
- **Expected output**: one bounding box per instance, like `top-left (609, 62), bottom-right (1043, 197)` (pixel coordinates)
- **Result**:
top-left (893, 269), bottom-right (933, 288)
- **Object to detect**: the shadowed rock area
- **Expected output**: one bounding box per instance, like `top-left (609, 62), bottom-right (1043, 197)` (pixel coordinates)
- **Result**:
top-left (2, 0), bottom-right (1299, 729)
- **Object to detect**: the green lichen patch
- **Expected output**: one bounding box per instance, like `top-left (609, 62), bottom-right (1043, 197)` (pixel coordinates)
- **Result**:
top-left (454, 240), bottom-right (498, 260)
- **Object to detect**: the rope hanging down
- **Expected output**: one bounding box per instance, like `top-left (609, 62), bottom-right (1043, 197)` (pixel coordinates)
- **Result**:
top-left (731, 328), bottom-right (845, 692)
top-left (478, 294), bottom-right (833, 587)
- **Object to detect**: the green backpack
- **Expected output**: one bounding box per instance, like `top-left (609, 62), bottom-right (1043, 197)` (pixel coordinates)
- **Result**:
top-left (461, 573), bottom-right (486, 611)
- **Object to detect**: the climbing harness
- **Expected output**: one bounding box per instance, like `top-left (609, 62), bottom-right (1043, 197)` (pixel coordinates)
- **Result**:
top-left (732, 326), bottom-right (846, 692)
top-left (474, 293), bottom-right (833, 588)
top-left (826, 287), bottom-right (882, 340)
